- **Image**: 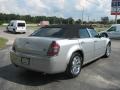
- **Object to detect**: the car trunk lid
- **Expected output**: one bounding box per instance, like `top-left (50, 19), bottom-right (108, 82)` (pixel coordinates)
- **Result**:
top-left (15, 37), bottom-right (60, 56)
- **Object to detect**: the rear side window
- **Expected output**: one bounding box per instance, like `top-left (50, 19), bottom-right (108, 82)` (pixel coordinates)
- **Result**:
top-left (79, 29), bottom-right (90, 38)
top-left (17, 23), bottom-right (25, 27)
top-left (31, 28), bottom-right (65, 38)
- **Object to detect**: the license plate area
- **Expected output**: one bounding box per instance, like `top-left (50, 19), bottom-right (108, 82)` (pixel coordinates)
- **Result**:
top-left (21, 57), bottom-right (30, 65)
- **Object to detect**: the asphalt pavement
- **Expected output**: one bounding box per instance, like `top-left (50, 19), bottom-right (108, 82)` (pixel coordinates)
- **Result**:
top-left (0, 27), bottom-right (120, 90)
top-left (0, 26), bottom-right (38, 45)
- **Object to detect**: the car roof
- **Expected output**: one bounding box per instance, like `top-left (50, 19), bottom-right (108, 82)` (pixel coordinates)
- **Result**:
top-left (42, 24), bottom-right (94, 29)
top-left (39, 24), bottom-right (94, 38)
top-left (10, 20), bottom-right (26, 22)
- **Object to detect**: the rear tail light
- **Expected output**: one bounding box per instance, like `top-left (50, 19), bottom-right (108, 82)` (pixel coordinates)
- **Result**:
top-left (47, 41), bottom-right (60, 56)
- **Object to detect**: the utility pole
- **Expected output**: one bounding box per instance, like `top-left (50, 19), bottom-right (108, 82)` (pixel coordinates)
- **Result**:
top-left (115, 14), bottom-right (117, 24)
top-left (81, 8), bottom-right (84, 24)
top-left (115, 1), bottom-right (118, 24)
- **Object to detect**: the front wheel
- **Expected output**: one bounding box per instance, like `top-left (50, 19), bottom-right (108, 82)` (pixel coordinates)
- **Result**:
top-left (104, 44), bottom-right (111, 58)
top-left (66, 53), bottom-right (82, 78)
top-left (6, 27), bottom-right (9, 32)
top-left (13, 29), bottom-right (16, 34)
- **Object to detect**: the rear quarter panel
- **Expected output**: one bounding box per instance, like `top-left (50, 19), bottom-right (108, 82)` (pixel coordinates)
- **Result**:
top-left (56, 39), bottom-right (81, 71)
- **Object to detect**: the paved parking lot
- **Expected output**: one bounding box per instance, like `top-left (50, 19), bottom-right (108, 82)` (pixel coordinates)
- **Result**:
top-left (0, 27), bottom-right (120, 90)
top-left (0, 26), bottom-right (38, 45)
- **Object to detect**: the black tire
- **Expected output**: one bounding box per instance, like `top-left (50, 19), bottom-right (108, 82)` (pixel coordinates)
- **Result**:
top-left (6, 27), bottom-right (9, 32)
top-left (104, 44), bottom-right (111, 58)
top-left (23, 32), bottom-right (26, 34)
top-left (13, 29), bottom-right (16, 34)
top-left (66, 53), bottom-right (83, 78)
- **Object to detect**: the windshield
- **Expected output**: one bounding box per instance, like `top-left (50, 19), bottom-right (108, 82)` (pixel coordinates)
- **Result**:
top-left (30, 28), bottom-right (65, 38)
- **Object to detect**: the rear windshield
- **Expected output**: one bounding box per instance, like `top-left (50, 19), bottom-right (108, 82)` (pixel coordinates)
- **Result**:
top-left (30, 28), bottom-right (65, 38)
top-left (17, 23), bottom-right (25, 27)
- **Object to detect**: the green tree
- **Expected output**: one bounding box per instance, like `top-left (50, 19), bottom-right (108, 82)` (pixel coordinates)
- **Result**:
top-left (0, 13), bottom-right (80, 25)
top-left (75, 19), bottom-right (81, 24)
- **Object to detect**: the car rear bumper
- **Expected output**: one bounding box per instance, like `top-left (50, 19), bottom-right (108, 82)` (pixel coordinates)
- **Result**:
top-left (10, 50), bottom-right (65, 74)
top-left (15, 29), bottom-right (26, 32)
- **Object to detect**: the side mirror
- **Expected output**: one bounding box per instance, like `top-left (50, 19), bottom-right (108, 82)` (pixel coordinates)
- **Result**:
top-left (99, 33), bottom-right (109, 38)
top-left (95, 34), bottom-right (101, 38)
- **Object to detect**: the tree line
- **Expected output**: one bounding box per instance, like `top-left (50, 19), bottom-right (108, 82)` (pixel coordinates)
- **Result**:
top-left (0, 13), bottom-right (117, 25)
top-left (0, 13), bottom-right (82, 25)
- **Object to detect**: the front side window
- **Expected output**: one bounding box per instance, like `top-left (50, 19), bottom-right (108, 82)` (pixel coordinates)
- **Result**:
top-left (107, 27), bottom-right (116, 32)
top-left (89, 29), bottom-right (98, 37)
top-left (31, 28), bottom-right (65, 38)
top-left (10, 23), bottom-right (14, 26)
top-left (79, 29), bottom-right (90, 38)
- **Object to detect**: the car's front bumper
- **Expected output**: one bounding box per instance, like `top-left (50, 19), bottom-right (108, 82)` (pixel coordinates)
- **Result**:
top-left (10, 50), bottom-right (65, 74)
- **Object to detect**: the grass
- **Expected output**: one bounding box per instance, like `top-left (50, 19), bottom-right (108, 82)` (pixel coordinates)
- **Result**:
top-left (27, 26), bottom-right (40, 31)
top-left (0, 25), bottom-right (6, 30)
top-left (0, 37), bottom-right (8, 48)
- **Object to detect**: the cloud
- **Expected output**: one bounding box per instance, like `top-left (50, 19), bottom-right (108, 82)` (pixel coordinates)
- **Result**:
top-left (97, 0), bottom-right (111, 14)
top-left (74, 0), bottom-right (113, 20)
top-left (0, 0), bottom-right (31, 14)
top-left (23, 0), bottom-right (65, 16)
top-left (0, 0), bottom-right (114, 20)
top-left (0, 0), bottom-right (17, 13)
top-left (75, 0), bottom-right (92, 11)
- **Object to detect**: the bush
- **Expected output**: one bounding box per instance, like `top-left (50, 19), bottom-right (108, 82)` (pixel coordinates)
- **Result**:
top-left (0, 21), bottom-right (3, 25)
top-left (0, 37), bottom-right (8, 48)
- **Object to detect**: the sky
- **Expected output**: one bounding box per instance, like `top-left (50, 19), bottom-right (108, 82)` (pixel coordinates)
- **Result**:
top-left (0, 0), bottom-right (114, 21)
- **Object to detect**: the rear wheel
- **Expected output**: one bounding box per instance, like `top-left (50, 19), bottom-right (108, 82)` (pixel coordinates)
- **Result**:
top-left (66, 53), bottom-right (82, 78)
top-left (23, 32), bottom-right (26, 34)
top-left (104, 44), bottom-right (111, 58)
